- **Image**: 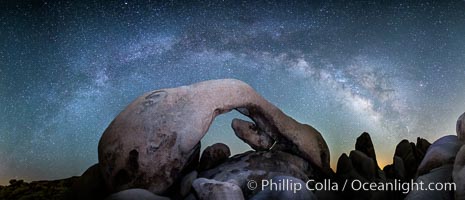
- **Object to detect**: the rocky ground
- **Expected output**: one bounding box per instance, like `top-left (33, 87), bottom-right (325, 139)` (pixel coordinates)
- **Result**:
top-left (1, 79), bottom-right (464, 200)
top-left (0, 177), bottom-right (77, 200)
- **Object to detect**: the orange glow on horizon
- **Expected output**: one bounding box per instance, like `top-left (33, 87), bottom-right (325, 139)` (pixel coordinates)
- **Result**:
top-left (330, 156), bottom-right (392, 173)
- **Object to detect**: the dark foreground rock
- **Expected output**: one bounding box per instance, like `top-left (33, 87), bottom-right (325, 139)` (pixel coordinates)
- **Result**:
top-left (71, 163), bottom-right (108, 200)
top-left (198, 143), bottom-right (231, 171)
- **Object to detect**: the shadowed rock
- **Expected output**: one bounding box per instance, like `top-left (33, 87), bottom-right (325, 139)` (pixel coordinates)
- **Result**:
top-left (336, 153), bottom-right (353, 177)
top-left (355, 132), bottom-right (378, 169)
top-left (394, 140), bottom-right (419, 179)
top-left (336, 153), bottom-right (367, 183)
top-left (71, 164), bottom-right (108, 200)
top-left (349, 150), bottom-right (376, 181)
top-left (453, 145), bottom-right (465, 200)
top-left (415, 137), bottom-right (431, 162)
top-left (98, 79), bottom-right (330, 194)
top-left (192, 178), bottom-right (244, 200)
top-left (458, 112), bottom-right (465, 143)
top-left (180, 171), bottom-right (197, 198)
top-left (417, 135), bottom-right (461, 176)
top-left (393, 156), bottom-right (406, 180)
top-left (198, 143), bottom-right (231, 171)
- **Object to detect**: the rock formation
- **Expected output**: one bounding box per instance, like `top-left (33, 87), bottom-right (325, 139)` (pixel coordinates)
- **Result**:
top-left (198, 150), bottom-right (314, 198)
top-left (71, 164), bottom-right (108, 200)
top-left (198, 143), bottom-right (231, 171)
top-left (453, 145), bottom-right (465, 200)
top-left (179, 171), bottom-right (198, 198)
top-left (355, 132), bottom-right (379, 170)
top-left (349, 150), bottom-right (376, 181)
top-left (416, 137), bottom-right (431, 160)
top-left (334, 132), bottom-right (390, 200)
top-left (393, 140), bottom-right (420, 179)
top-left (417, 135), bottom-right (461, 176)
top-left (232, 119), bottom-right (274, 151)
top-left (98, 79), bottom-right (330, 194)
top-left (404, 165), bottom-right (454, 200)
top-left (458, 112), bottom-right (465, 143)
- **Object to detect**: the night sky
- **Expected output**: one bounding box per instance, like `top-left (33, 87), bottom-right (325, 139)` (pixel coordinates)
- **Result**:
top-left (1, 0), bottom-right (465, 185)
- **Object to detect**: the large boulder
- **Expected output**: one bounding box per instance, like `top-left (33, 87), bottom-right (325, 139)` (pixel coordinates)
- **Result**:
top-left (198, 143), bottom-right (231, 171)
top-left (453, 145), bottom-right (465, 200)
top-left (98, 79), bottom-right (330, 194)
top-left (458, 112), bottom-right (465, 143)
top-left (417, 135), bottom-right (461, 176)
top-left (199, 150), bottom-right (314, 199)
top-left (404, 165), bottom-right (454, 200)
top-left (394, 140), bottom-right (419, 179)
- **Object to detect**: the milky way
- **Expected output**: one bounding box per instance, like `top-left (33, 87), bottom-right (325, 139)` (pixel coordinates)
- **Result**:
top-left (1, 1), bottom-right (465, 184)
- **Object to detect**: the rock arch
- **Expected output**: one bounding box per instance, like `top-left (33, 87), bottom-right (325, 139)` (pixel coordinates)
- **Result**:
top-left (98, 79), bottom-right (330, 194)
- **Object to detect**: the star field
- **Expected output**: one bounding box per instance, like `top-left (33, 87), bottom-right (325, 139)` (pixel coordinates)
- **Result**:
top-left (1, 0), bottom-right (465, 185)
